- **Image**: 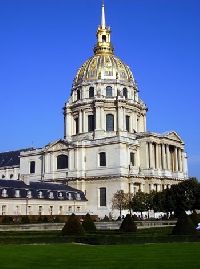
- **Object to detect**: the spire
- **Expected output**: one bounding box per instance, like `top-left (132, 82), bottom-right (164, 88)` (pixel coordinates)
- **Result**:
top-left (101, 1), bottom-right (106, 29)
top-left (94, 1), bottom-right (114, 55)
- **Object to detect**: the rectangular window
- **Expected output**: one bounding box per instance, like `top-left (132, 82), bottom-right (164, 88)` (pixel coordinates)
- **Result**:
top-left (88, 115), bottom-right (95, 131)
top-left (130, 152), bottom-right (135, 166)
top-left (30, 161), bottom-right (35, 174)
top-left (126, 116), bottom-right (130, 132)
top-left (75, 117), bottom-right (79, 134)
top-left (99, 187), bottom-right (106, 207)
top-left (59, 206), bottom-right (63, 215)
top-left (38, 206), bottom-right (42, 215)
top-left (2, 205), bottom-right (6, 215)
top-left (49, 206), bottom-right (53, 215)
top-left (99, 152), bottom-right (106, 166)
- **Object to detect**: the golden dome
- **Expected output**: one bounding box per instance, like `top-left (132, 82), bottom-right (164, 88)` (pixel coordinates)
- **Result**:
top-left (73, 54), bottom-right (134, 86)
top-left (73, 3), bottom-right (135, 87)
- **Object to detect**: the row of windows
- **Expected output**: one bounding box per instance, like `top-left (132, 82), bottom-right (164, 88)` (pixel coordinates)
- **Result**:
top-left (28, 151), bottom-right (135, 174)
top-left (30, 155), bottom-right (68, 174)
top-left (76, 86), bottom-right (129, 100)
top-left (1, 205), bottom-right (82, 215)
top-left (75, 114), bottom-right (131, 134)
top-left (1, 174), bottom-right (20, 180)
top-left (0, 189), bottom-right (81, 200)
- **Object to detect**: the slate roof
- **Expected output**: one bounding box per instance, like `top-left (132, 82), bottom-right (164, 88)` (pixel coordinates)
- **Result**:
top-left (0, 180), bottom-right (87, 201)
top-left (0, 148), bottom-right (33, 168)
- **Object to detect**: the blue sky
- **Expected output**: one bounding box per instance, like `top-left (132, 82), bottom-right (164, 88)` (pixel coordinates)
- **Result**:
top-left (0, 0), bottom-right (199, 178)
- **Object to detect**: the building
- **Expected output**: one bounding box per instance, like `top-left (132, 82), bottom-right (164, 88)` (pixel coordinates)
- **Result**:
top-left (0, 180), bottom-right (87, 216)
top-left (0, 4), bottom-right (188, 218)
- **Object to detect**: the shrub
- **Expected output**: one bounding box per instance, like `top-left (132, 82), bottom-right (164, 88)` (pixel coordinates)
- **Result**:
top-left (172, 211), bottom-right (197, 235)
top-left (82, 213), bottom-right (96, 232)
top-left (120, 214), bottom-right (137, 233)
top-left (190, 211), bottom-right (200, 226)
top-left (62, 214), bottom-right (85, 235)
top-left (1, 216), bottom-right (13, 224)
top-left (20, 216), bottom-right (30, 224)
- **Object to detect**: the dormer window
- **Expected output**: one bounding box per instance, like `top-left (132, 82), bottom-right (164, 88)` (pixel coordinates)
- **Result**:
top-left (15, 190), bottom-right (20, 198)
top-left (49, 191), bottom-right (54, 199)
top-left (27, 190), bottom-right (32, 199)
top-left (58, 192), bottom-right (63, 199)
top-left (76, 193), bottom-right (81, 200)
top-left (68, 192), bottom-right (72, 200)
top-left (2, 189), bottom-right (7, 198)
top-left (38, 191), bottom-right (43, 199)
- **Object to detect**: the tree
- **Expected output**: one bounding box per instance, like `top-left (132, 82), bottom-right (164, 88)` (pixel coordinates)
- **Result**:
top-left (82, 213), bottom-right (96, 232)
top-left (131, 191), bottom-right (149, 217)
top-left (112, 190), bottom-right (129, 218)
top-left (62, 214), bottom-right (85, 235)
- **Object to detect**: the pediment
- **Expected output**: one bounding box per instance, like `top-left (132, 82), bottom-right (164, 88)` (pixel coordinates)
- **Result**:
top-left (165, 131), bottom-right (183, 143)
top-left (44, 139), bottom-right (70, 152)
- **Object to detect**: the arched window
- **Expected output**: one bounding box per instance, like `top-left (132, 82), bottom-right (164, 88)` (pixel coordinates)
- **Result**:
top-left (75, 117), bottom-right (79, 134)
top-left (88, 115), bottom-right (95, 132)
top-left (106, 86), bottom-right (112, 97)
top-left (77, 89), bottom-right (80, 100)
top-left (89, 87), bottom-right (94, 98)
top-left (30, 161), bottom-right (35, 174)
top-left (102, 35), bottom-right (106, 42)
top-left (123, 88), bottom-right (128, 99)
top-left (126, 115), bottom-right (130, 132)
top-left (57, 155), bottom-right (68, 170)
top-left (106, 114), bottom-right (114, 131)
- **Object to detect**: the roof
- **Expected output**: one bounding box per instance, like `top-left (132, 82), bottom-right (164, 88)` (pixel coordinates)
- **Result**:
top-left (0, 148), bottom-right (33, 168)
top-left (0, 180), bottom-right (87, 201)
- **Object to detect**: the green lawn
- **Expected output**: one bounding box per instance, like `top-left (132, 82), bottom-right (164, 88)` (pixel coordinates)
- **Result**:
top-left (0, 243), bottom-right (199, 269)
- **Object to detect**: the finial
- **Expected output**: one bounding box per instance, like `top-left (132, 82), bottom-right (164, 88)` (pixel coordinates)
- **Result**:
top-left (101, 0), bottom-right (106, 29)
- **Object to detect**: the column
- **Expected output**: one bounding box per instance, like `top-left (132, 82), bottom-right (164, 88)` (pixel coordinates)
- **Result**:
top-left (178, 148), bottom-right (182, 172)
top-left (82, 110), bottom-right (86, 133)
top-left (64, 109), bottom-right (72, 139)
top-left (149, 143), bottom-right (153, 169)
top-left (162, 144), bottom-right (166, 170)
top-left (118, 106), bottom-right (123, 131)
top-left (146, 142), bottom-right (149, 169)
top-left (175, 147), bottom-right (178, 171)
top-left (181, 150), bottom-right (185, 173)
top-left (95, 106), bottom-right (101, 130)
top-left (100, 107), bottom-right (104, 129)
top-left (166, 145), bottom-right (170, 170)
top-left (79, 110), bottom-right (82, 133)
top-left (156, 144), bottom-right (159, 169)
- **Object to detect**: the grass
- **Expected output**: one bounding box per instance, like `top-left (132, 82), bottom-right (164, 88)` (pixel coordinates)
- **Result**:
top-left (0, 243), bottom-right (200, 269)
